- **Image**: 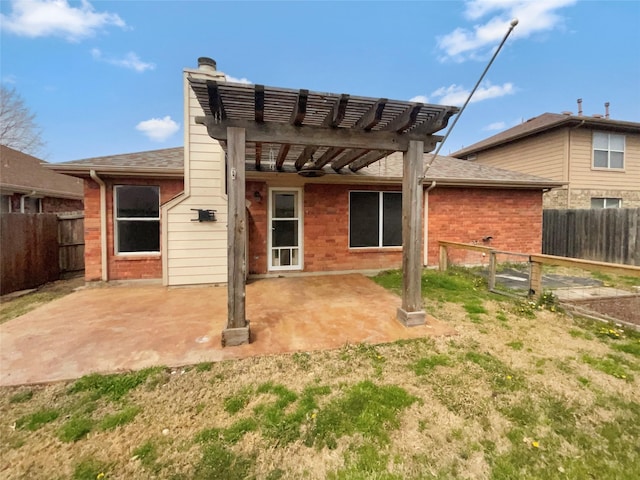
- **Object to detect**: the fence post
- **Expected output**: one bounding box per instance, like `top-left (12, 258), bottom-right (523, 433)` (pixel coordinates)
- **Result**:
top-left (439, 244), bottom-right (448, 271)
top-left (488, 251), bottom-right (497, 291)
top-left (529, 259), bottom-right (542, 297)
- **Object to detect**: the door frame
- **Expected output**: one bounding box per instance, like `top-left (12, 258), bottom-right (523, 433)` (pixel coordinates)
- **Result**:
top-left (267, 187), bottom-right (304, 272)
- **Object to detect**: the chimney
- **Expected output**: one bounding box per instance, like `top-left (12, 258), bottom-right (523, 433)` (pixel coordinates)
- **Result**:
top-left (577, 98), bottom-right (583, 116)
top-left (605, 102), bottom-right (610, 119)
top-left (198, 57), bottom-right (217, 73)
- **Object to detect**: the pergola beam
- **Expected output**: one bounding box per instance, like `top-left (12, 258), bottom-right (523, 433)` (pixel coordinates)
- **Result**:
top-left (324, 94), bottom-right (350, 127)
top-left (313, 147), bottom-right (345, 168)
top-left (255, 143), bottom-right (262, 170)
top-left (383, 104), bottom-right (423, 133)
top-left (275, 144), bottom-right (290, 170)
top-left (354, 98), bottom-right (387, 130)
top-left (294, 145), bottom-right (319, 170)
top-left (291, 89), bottom-right (309, 126)
top-left (196, 116), bottom-right (442, 152)
top-left (349, 150), bottom-right (393, 172)
top-left (206, 82), bottom-right (226, 121)
top-left (254, 85), bottom-right (265, 123)
top-left (331, 149), bottom-right (369, 170)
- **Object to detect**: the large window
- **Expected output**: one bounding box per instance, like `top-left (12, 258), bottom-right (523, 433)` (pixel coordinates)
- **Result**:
top-left (115, 185), bottom-right (160, 254)
top-left (349, 191), bottom-right (402, 248)
top-left (591, 197), bottom-right (621, 209)
top-left (593, 132), bottom-right (624, 169)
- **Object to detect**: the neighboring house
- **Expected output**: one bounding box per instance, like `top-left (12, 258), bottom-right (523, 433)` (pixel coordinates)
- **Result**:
top-left (0, 145), bottom-right (84, 214)
top-left (451, 112), bottom-right (640, 209)
top-left (51, 60), bottom-right (561, 286)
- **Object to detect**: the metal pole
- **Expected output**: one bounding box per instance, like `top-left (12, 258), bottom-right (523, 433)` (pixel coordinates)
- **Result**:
top-left (422, 18), bottom-right (519, 178)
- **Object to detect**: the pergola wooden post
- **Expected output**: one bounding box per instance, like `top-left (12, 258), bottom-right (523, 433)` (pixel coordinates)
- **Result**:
top-left (222, 126), bottom-right (250, 346)
top-left (189, 76), bottom-right (458, 346)
top-left (397, 140), bottom-right (426, 326)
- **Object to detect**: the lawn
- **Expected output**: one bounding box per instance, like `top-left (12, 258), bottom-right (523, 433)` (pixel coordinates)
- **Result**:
top-left (1, 268), bottom-right (639, 479)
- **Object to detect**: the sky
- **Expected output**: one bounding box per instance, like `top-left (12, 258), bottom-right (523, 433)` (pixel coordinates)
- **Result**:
top-left (1, 0), bottom-right (639, 163)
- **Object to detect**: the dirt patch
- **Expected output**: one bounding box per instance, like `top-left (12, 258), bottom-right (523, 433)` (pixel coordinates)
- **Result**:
top-left (566, 295), bottom-right (640, 325)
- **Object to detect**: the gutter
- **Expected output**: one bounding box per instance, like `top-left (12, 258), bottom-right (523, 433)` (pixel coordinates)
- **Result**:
top-left (19, 190), bottom-right (39, 213)
top-left (90, 170), bottom-right (108, 282)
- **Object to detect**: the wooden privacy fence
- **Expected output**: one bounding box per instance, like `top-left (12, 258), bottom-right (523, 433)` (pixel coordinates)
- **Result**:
top-left (543, 208), bottom-right (640, 266)
top-left (0, 213), bottom-right (84, 295)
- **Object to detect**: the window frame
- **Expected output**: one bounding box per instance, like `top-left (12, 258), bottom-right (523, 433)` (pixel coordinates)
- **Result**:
top-left (592, 132), bottom-right (625, 170)
top-left (590, 197), bottom-right (622, 209)
top-left (114, 185), bottom-right (161, 255)
top-left (348, 190), bottom-right (402, 249)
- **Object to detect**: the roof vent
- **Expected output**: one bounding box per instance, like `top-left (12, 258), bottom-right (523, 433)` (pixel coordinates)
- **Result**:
top-left (592, 114), bottom-right (603, 118)
top-left (561, 111), bottom-right (572, 116)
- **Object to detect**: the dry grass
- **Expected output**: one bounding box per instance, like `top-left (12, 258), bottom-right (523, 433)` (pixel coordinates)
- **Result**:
top-left (1, 269), bottom-right (638, 479)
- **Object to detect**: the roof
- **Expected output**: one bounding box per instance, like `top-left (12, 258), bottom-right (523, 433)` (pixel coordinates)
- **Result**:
top-left (453, 112), bottom-right (640, 158)
top-left (0, 145), bottom-right (83, 199)
top-left (189, 78), bottom-right (459, 172)
top-left (49, 147), bottom-right (184, 177)
top-left (50, 147), bottom-right (562, 189)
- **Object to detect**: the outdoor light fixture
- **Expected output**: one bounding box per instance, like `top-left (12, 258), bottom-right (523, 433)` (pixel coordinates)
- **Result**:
top-left (254, 191), bottom-right (262, 202)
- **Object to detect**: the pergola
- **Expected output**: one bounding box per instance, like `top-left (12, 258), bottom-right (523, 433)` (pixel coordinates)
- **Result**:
top-left (189, 77), bottom-right (459, 346)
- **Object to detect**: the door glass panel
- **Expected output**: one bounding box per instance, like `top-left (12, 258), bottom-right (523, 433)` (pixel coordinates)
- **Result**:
top-left (274, 193), bottom-right (296, 218)
top-left (273, 220), bottom-right (297, 247)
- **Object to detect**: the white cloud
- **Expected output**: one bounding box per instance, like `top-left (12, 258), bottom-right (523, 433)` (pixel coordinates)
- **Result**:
top-left (437, 0), bottom-right (577, 61)
top-left (0, 0), bottom-right (125, 41)
top-left (2, 74), bottom-right (18, 84)
top-left (91, 48), bottom-right (155, 72)
top-left (135, 116), bottom-right (180, 142)
top-left (409, 95), bottom-right (429, 104)
top-left (483, 121), bottom-right (507, 131)
top-left (225, 74), bottom-right (252, 84)
top-left (430, 81), bottom-right (515, 106)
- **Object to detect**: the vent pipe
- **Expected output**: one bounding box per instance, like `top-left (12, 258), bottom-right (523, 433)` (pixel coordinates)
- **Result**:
top-left (198, 57), bottom-right (217, 72)
top-left (577, 98), bottom-right (583, 116)
top-left (605, 102), bottom-right (610, 119)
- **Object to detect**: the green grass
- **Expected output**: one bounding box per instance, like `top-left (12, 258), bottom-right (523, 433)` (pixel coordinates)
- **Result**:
top-left (133, 440), bottom-right (160, 471)
top-left (68, 366), bottom-right (166, 401)
top-left (412, 354), bottom-right (452, 375)
top-left (9, 389), bottom-right (33, 403)
top-left (582, 354), bottom-right (634, 381)
top-left (58, 415), bottom-right (93, 442)
top-left (15, 408), bottom-right (59, 431)
top-left (72, 457), bottom-right (110, 480)
top-left (223, 386), bottom-right (254, 414)
top-left (307, 381), bottom-right (417, 449)
top-left (99, 405), bottom-right (141, 430)
top-left (506, 340), bottom-right (524, 351)
top-left (0, 292), bottom-right (67, 324)
top-left (613, 340), bottom-right (640, 357)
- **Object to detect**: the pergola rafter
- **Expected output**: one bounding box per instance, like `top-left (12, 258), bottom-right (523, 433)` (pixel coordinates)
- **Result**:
top-left (189, 77), bottom-right (459, 346)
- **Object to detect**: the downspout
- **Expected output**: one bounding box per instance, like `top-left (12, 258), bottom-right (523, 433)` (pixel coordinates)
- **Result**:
top-left (423, 181), bottom-right (437, 266)
top-left (90, 170), bottom-right (108, 282)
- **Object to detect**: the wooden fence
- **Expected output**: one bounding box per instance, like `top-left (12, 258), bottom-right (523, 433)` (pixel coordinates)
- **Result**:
top-left (0, 213), bottom-right (85, 295)
top-left (543, 208), bottom-right (640, 266)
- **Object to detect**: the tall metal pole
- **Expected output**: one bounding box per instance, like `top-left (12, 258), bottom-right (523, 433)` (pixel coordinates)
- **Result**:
top-left (423, 18), bottom-right (519, 178)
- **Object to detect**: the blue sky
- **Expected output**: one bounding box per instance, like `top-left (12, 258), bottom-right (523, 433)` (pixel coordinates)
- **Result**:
top-left (1, 0), bottom-right (639, 163)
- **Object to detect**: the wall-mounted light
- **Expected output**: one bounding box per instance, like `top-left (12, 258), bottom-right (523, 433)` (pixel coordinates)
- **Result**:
top-left (254, 191), bottom-right (262, 202)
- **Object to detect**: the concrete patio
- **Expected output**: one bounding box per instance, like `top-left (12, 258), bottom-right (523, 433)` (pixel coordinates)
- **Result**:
top-left (0, 274), bottom-right (455, 386)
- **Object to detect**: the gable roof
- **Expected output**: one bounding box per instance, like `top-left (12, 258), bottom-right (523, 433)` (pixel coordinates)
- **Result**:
top-left (49, 147), bottom-right (184, 177)
top-left (51, 146), bottom-right (562, 189)
top-left (452, 113), bottom-right (640, 158)
top-left (0, 145), bottom-right (83, 199)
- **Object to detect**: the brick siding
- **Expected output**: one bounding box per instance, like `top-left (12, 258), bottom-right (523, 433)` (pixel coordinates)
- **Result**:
top-left (84, 177), bottom-right (184, 281)
top-left (427, 187), bottom-right (543, 265)
top-left (6, 193), bottom-right (82, 213)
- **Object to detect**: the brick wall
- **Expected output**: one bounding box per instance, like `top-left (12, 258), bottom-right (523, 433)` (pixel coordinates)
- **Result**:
top-left (247, 182), bottom-right (405, 275)
top-left (427, 187), bottom-right (543, 265)
top-left (84, 177), bottom-right (184, 281)
top-left (6, 193), bottom-right (82, 213)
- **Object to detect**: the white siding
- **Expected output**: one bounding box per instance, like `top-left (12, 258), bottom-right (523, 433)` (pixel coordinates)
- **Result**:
top-left (161, 69), bottom-right (229, 286)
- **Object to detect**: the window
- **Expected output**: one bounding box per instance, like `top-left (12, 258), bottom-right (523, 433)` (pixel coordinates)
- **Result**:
top-left (349, 191), bottom-right (402, 248)
top-left (593, 132), bottom-right (624, 169)
top-left (115, 185), bottom-right (160, 254)
top-left (21, 196), bottom-right (42, 213)
top-left (1, 195), bottom-right (11, 213)
top-left (591, 197), bottom-right (621, 209)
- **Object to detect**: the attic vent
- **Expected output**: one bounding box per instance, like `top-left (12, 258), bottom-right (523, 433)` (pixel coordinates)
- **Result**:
top-left (592, 114), bottom-right (604, 118)
top-left (466, 154), bottom-right (477, 161)
top-left (561, 111), bottom-right (572, 116)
